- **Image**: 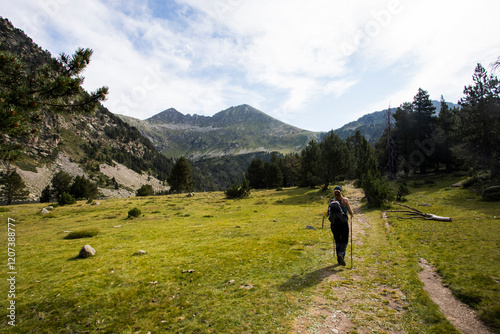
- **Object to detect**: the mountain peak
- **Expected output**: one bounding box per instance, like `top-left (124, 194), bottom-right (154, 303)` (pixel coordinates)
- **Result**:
top-left (146, 104), bottom-right (277, 127)
top-left (213, 104), bottom-right (279, 125)
top-left (147, 108), bottom-right (201, 124)
top-left (132, 104), bottom-right (319, 159)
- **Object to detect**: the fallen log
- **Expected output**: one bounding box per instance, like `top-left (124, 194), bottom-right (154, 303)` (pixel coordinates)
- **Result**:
top-left (386, 203), bottom-right (452, 222)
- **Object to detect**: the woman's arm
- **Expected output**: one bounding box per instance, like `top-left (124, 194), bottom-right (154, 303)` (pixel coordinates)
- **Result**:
top-left (344, 198), bottom-right (354, 217)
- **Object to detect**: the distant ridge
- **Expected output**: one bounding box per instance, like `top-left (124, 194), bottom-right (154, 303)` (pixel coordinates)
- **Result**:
top-left (147, 104), bottom-right (301, 128)
top-left (121, 104), bottom-right (320, 160)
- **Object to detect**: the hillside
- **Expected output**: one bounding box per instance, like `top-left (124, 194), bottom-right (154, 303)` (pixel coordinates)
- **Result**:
top-left (4, 105), bottom-right (173, 200)
top-left (119, 104), bottom-right (321, 160)
top-left (0, 17), bottom-right (173, 200)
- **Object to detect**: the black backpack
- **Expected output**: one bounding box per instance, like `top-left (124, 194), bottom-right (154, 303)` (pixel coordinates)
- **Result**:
top-left (328, 199), bottom-right (348, 224)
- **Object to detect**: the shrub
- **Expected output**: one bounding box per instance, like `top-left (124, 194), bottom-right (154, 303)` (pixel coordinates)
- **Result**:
top-left (361, 171), bottom-right (394, 207)
top-left (136, 184), bottom-right (154, 197)
top-left (482, 186), bottom-right (500, 201)
top-left (58, 192), bottom-right (76, 205)
top-left (396, 182), bottom-right (410, 201)
top-left (225, 178), bottom-right (251, 199)
top-left (64, 228), bottom-right (99, 239)
top-left (128, 207), bottom-right (142, 218)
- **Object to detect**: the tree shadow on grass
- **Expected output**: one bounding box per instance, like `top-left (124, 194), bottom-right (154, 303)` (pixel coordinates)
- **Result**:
top-left (278, 265), bottom-right (343, 291)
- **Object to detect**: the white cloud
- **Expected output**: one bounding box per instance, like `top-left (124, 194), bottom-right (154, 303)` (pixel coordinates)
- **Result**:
top-left (1, 0), bottom-right (500, 130)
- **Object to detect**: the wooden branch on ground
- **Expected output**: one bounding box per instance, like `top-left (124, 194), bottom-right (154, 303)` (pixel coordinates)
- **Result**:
top-left (386, 203), bottom-right (452, 222)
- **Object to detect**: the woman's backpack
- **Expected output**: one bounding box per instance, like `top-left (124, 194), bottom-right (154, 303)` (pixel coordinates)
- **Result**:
top-left (328, 199), bottom-right (348, 224)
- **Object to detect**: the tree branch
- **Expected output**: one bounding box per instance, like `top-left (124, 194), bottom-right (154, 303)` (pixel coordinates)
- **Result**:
top-left (386, 203), bottom-right (452, 222)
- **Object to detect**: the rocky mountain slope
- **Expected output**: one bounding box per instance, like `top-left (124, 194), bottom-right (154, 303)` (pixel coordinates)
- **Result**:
top-left (4, 106), bottom-right (173, 200)
top-left (119, 105), bottom-right (321, 160)
top-left (0, 17), bottom-right (173, 200)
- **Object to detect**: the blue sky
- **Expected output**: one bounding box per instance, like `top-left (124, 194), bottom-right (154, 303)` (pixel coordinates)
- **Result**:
top-left (1, 0), bottom-right (499, 131)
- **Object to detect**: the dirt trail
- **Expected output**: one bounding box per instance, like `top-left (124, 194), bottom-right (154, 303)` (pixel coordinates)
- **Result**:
top-left (293, 183), bottom-right (493, 334)
top-left (418, 258), bottom-right (493, 334)
top-left (293, 184), bottom-right (381, 333)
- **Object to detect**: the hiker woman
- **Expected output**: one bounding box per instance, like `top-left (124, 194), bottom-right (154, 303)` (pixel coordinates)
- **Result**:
top-left (327, 186), bottom-right (354, 266)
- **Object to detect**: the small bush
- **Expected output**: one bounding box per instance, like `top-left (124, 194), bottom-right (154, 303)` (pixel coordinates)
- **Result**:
top-left (425, 179), bottom-right (436, 186)
top-left (396, 183), bottom-right (410, 201)
top-left (136, 184), bottom-right (154, 197)
top-left (362, 172), bottom-right (394, 207)
top-left (128, 207), bottom-right (142, 218)
top-left (225, 178), bottom-right (251, 199)
top-left (411, 181), bottom-right (425, 188)
top-left (64, 228), bottom-right (99, 239)
top-left (482, 185), bottom-right (500, 201)
top-left (58, 192), bottom-right (76, 205)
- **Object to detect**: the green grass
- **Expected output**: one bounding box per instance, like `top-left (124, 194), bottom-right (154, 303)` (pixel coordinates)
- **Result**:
top-left (387, 173), bottom-right (500, 331)
top-left (0, 181), bottom-right (498, 333)
top-left (0, 188), bottom-right (332, 333)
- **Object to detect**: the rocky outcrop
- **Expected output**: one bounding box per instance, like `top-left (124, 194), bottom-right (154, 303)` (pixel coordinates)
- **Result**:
top-left (9, 153), bottom-right (169, 201)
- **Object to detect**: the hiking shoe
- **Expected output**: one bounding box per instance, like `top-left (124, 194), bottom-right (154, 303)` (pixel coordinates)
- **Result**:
top-left (337, 254), bottom-right (346, 266)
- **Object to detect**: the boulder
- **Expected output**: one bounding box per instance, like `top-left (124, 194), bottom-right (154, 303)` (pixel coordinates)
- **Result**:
top-left (40, 208), bottom-right (50, 214)
top-left (482, 186), bottom-right (500, 201)
top-left (79, 245), bottom-right (96, 258)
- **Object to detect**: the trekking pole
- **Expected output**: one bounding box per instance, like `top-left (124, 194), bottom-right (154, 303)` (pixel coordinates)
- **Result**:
top-left (350, 216), bottom-right (353, 269)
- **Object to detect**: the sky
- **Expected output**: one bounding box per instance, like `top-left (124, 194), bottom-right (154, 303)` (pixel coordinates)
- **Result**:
top-left (1, 0), bottom-right (499, 131)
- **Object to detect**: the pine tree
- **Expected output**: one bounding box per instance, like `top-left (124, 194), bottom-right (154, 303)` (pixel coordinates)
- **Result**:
top-left (457, 63), bottom-right (500, 175)
top-left (168, 157), bottom-right (194, 193)
top-left (348, 131), bottom-right (377, 185)
top-left (0, 170), bottom-right (29, 205)
top-left (436, 96), bottom-right (457, 172)
top-left (0, 48), bottom-right (108, 165)
top-left (279, 153), bottom-right (300, 187)
top-left (51, 171), bottom-right (73, 200)
top-left (247, 158), bottom-right (266, 189)
top-left (70, 176), bottom-right (98, 200)
top-left (318, 131), bottom-right (348, 188)
top-left (299, 140), bottom-right (322, 187)
top-left (347, 131), bottom-right (393, 207)
top-left (384, 106), bottom-right (397, 179)
top-left (411, 88), bottom-right (436, 173)
top-left (263, 162), bottom-right (283, 189)
top-left (392, 102), bottom-right (414, 177)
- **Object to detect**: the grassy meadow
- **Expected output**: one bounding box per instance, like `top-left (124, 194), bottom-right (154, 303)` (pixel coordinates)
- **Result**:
top-left (386, 174), bottom-right (500, 331)
top-left (0, 177), bottom-right (498, 333)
